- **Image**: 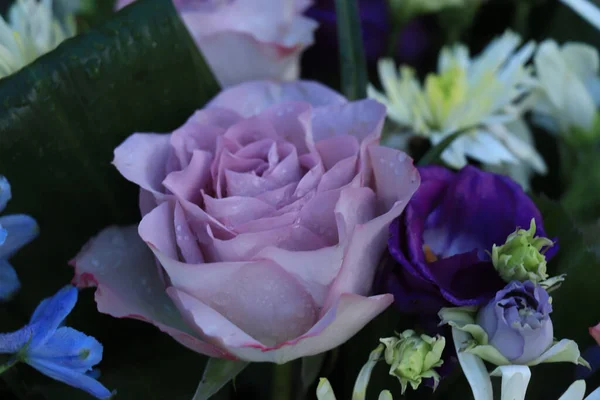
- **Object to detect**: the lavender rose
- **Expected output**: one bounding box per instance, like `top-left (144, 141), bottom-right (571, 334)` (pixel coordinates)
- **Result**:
top-left (477, 281), bottom-right (553, 364)
top-left (72, 81), bottom-right (420, 363)
top-left (382, 165), bottom-right (553, 316)
top-left (116, 0), bottom-right (317, 87)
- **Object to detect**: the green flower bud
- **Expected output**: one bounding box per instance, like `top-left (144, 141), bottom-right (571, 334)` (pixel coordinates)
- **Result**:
top-left (491, 218), bottom-right (553, 283)
top-left (380, 330), bottom-right (445, 394)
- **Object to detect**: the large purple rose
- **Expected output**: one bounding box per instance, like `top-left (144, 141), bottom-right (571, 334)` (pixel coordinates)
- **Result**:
top-left (382, 165), bottom-right (551, 315)
top-left (73, 81), bottom-right (420, 363)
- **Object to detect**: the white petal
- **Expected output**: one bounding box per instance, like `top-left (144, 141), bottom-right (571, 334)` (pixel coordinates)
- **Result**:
top-left (559, 380), bottom-right (586, 400)
top-left (452, 327), bottom-right (493, 400)
top-left (490, 365), bottom-right (531, 400)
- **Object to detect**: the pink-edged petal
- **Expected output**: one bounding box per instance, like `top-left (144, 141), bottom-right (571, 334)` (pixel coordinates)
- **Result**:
top-left (71, 225), bottom-right (228, 358)
top-left (203, 193), bottom-right (275, 228)
top-left (256, 246), bottom-right (343, 306)
top-left (138, 202), bottom-right (179, 261)
top-left (207, 81), bottom-right (346, 117)
top-left (113, 133), bottom-right (171, 198)
top-left (171, 290), bottom-right (392, 363)
top-left (163, 150), bottom-right (213, 204)
top-left (317, 156), bottom-right (358, 192)
top-left (149, 251), bottom-right (317, 347)
top-left (194, 31), bottom-right (305, 88)
top-left (367, 145), bottom-right (420, 212)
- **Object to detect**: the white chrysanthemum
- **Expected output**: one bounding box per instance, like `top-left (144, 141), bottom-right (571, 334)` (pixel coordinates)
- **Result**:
top-left (533, 40), bottom-right (600, 137)
top-left (0, 0), bottom-right (76, 79)
top-left (369, 30), bottom-right (546, 174)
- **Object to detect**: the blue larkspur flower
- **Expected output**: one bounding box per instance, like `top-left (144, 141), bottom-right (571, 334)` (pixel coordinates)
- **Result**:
top-left (0, 286), bottom-right (112, 399)
top-left (0, 176), bottom-right (38, 300)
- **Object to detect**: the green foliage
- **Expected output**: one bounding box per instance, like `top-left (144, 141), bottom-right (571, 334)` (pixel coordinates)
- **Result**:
top-left (193, 359), bottom-right (249, 400)
top-left (334, 0), bottom-right (368, 100)
top-left (0, 0), bottom-right (219, 313)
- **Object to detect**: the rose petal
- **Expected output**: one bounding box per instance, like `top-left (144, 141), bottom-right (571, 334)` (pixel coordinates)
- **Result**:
top-left (261, 102), bottom-right (313, 155)
top-left (150, 249), bottom-right (317, 347)
top-left (71, 226), bottom-right (228, 358)
top-left (163, 150), bottom-right (213, 204)
top-left (207, 81), bottom-right (346, 117)
top-left (203, 193), bottom-right (275, 229)
top-left (113, 133), bottom-right (171, 199)
top-left (317, 156), bottom-right (358, 192)
top-left (323, 151), bottom-right (420, 310)
top-left (205, 222), bottom-right (328, 262)
top-left (311, 100), bottom-right (384, 143)
top-left (256, 246), bottom-right (343, 306)
top-left (174, 202), bottom-right (204, 264)
top-left (169, 288), bottom-right (392, 363)
top-left (315, 135), bottom-right (360, 171)
top-left (368, 145), bottom-right (420, 212)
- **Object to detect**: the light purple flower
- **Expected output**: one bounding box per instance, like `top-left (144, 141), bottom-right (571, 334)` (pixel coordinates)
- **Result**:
top-left (72, 80), bottom-right (421, 363)
top-left (116, 0), bottom-right (318, 87)
top-left (477, 281), bottom-right (553, 364)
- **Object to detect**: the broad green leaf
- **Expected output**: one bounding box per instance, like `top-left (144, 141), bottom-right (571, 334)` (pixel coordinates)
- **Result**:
top-left (334, 0), bottom-right (368, 100)
top-left (0, 0), bottom-right (220, 315)
top-left (193, 358), bottom-right (249, 400)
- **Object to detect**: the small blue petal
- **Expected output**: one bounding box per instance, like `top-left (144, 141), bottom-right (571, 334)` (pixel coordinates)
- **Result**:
top-left (0, 225), bottom-right (6, 246)
top-left (0, 214), bottom-right (38, 259)
top-left (0, 326), bottom-right (33, 354)
top-left (0, 260), bottom-right (20, 301)
top-left (27, 327), bottom-right (103, 373)
top-left (28, 286), bottom-right (78, 348)
top-left (0, 177), bottom-right (11, 213)
top-left (27, 357), bottom-right (112, 399)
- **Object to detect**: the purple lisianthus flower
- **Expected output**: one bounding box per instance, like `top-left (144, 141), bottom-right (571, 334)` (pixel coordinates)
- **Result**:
top-left (477, 281), bottom-right (553, 364)
top-left (382, 165), bottom-right (553, 316)
top-left (303, 0), bottom-right (432, 66)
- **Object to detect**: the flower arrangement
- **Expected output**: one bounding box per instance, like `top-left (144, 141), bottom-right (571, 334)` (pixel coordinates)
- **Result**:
top-left (0, 0), bottom-right (600, 399)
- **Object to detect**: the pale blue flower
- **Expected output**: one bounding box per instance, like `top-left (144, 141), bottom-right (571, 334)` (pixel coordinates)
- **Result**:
top-left (0, 176), bottom-right (38, 300)
top-left (0, 286), bottom-right (112, 399)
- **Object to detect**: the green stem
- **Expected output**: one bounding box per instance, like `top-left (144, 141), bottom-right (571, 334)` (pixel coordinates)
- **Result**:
top-left (512, 1), bottom-right (533, 37)
top-left (271, 362), bottom-right (294, 400)
top-left (0, 359), bottom-right (17, 375)
top-left (417, 126), bottom-right (472, 166)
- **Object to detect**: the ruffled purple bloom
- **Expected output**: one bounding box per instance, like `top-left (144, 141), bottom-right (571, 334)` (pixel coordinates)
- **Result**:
top-left (304, 0), bottom-right (432, 64)
top-left (477, 281), bottom-right (553, 364)
top-left (382, 165), bottom-right (552, 315)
